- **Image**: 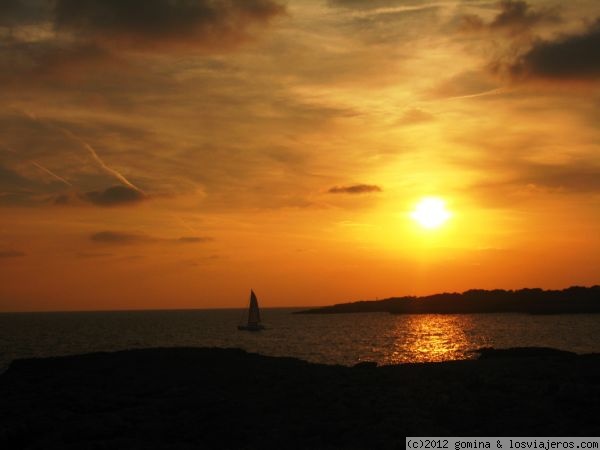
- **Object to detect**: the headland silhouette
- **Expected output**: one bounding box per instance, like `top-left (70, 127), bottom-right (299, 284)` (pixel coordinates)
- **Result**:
top-left (297, 285), bottom-right (600, 315)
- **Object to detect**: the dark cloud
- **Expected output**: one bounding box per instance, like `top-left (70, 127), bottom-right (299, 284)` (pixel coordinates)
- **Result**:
top-left (491, 0), bottom-right (554, 30)
top-left (328, 0), bottom-right (430, 9)
top-left (520, 163), bottom-right (600, 193)
top-left (178, 236), bottom-right (214, 243)
top-left (10, 0), bottom-right (286, 51)
top-left (0, 163), bottom-right (33, 189)
top-left (0, 250), bottom-right (25, 258)
top-left (90, 231), bottom-right (153, 244)
top-left (0, 163), bottom-right (48, 206)
top-left (459, 0), bottom-right (559, 34)
top-left (30, 43), bottom-right (116, 78)
top-left (82, 185), bottom-right (146, 207)
top-left (0, 0), bottom-right (51, 26)
top-left (510, 19), bottom-right (600, 79)
top-left (0, 0), bottom-right (285, 82)
top-left (53, 194), bottom-right (71, 205)
top-left (460, 156), bottom-right (600, 207)
top-left (90, 231), bottom-right (214, 245)
top-left (328, 184), bottom-right (382, 194)
top-left (55, 0), bottom-right (284, 45)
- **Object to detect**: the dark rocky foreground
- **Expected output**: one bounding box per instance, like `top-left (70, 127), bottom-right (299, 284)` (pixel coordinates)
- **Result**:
top-left (1, 347), bottom-right (599, 450)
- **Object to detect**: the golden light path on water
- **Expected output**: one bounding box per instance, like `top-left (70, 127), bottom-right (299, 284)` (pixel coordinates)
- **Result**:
top-left (383, 315), bottom-right (475, 364)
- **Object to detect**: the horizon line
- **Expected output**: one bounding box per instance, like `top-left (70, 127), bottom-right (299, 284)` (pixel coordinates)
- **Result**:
top-left (0, 306), bottom-right (311, 314)
top-left (1, 284), bottom-right (598, 314)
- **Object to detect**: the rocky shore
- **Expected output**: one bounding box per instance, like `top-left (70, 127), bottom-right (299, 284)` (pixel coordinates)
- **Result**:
top-left (1, 347), bottom-right (599, 449)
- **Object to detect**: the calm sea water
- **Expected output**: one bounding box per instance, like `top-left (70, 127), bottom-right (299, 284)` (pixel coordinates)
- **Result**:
top-left (1, 309), bottom-right (599, 372)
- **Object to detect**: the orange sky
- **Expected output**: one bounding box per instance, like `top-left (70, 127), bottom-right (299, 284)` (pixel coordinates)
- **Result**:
top-left (1, 0), bottom-right (599, 311)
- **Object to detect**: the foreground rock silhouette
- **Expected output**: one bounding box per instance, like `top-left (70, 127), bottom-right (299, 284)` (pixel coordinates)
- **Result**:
top-left (1, 347), bottom-right (599, 449)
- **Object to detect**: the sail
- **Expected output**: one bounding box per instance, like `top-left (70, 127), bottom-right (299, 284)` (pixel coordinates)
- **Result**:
top-left (248, 290), bottom-right (261, 325)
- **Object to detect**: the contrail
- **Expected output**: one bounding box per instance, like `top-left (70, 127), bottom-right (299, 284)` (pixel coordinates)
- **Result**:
top-left (58, 127), bottom-right (143, 193)
top-left (443, 87), bottom-right (507, 101)
top-left (31, 161), bottom-right (73, 187)
top-left (5, 141), bottom-right (72, 187)
top-left (18, 110), bottom-right (143, 193)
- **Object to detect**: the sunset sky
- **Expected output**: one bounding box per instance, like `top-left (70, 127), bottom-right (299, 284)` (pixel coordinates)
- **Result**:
top-left (1, 0), bottom-right (599, 311)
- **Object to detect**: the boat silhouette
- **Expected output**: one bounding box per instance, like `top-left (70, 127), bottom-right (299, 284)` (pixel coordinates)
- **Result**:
top-left (238, 289), bottom-right (265, 331)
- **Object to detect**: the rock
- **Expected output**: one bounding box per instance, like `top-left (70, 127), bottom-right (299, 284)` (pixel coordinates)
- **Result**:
top-left (353, 361), bottom-right (378, 369)
top-left (476, 347), bottom-right (577, 359)
top-left (1, 347), bottom-right (599, 449)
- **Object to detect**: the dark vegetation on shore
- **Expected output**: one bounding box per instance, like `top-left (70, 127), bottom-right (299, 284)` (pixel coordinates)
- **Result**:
top-left (1, 347), bottom-right (599, 449)
top-left (297, 285), bottom-right (600, 315)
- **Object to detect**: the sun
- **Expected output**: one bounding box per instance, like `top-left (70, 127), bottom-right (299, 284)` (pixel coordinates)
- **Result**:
top-left (410, 197), bottom-right (452, 230)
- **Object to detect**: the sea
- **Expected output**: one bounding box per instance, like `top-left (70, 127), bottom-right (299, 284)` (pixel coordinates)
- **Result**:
top-left (1, 309), bottom-right (599, 373)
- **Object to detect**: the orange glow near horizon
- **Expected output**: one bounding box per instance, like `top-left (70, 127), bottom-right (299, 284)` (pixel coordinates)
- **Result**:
top-left (0, 0), bottom-right (599, 312)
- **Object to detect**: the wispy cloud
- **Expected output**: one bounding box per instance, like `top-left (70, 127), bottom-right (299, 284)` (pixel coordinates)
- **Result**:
top-left (90, 230), bottom-right (213, 245)
top-left (328, 184), bottom-right (382, 194)
top-left (178, 236), bottom-right (213, 243)
top-left (0, 250), bottom-right (25, 258)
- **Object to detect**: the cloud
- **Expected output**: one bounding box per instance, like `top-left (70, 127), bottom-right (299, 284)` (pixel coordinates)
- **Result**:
top-left (178, 236), bottom-right (213, 243)
top-left (90, 231), bottom-right (214, 245)
top-left (55, 0), bottom-right (285, 49)
top-left (328, 184), bottom-right (382, 194)
top-left (90, 231), bottom-right (153, 244)
top-left (0, 163), bottom-right (31, 188)
top-left (397, 108), bottom-right (435, 125)
top-left (0, 250), bottom-right (25, 258)
top-left (1, 114), bottom-right (153, 208)
top-left (31, 161), bottom-right (72, 187)
top-left (0, 163), bottom-right (50, 206)
top-left (459, 0), bottom-right (558, 34)
top-left (0, 0), bottom-right (286, 83)
top-left (0, 0), bottom-right (51, 26)
top-left (425, 70), bottom-right (500, 99)
top-left (517, 162), bottom-right (600, 194)
top-left (459, 156), bottom-right (600, 207)
top-left (454, 1), bottom-right (593, 83)
top-left (82, 185), bottom-right (146, 207)
top-left (490, 0), bottom-right (542, 29)
top-left (509, 19), bottom-right (600, 80)
top-left (328, 0), bottom-right (432, 10)
top-left (5, 0), bottom-right (285, 50)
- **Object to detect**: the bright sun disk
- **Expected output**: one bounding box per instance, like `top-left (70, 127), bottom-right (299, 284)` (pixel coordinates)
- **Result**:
top-left (410, 197), bottom-right (451, 230)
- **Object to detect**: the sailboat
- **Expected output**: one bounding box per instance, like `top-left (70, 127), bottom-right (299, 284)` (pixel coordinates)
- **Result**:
top-left (238, 289), bottom-right (265, 331)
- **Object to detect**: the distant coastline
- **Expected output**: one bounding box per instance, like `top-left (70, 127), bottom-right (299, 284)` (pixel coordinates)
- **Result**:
top-left (296, 285), bottom-right (600, 315)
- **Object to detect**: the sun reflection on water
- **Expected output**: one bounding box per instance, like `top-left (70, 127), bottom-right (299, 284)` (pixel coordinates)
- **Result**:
top-left (384, 315), bottom-right (476, 364)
